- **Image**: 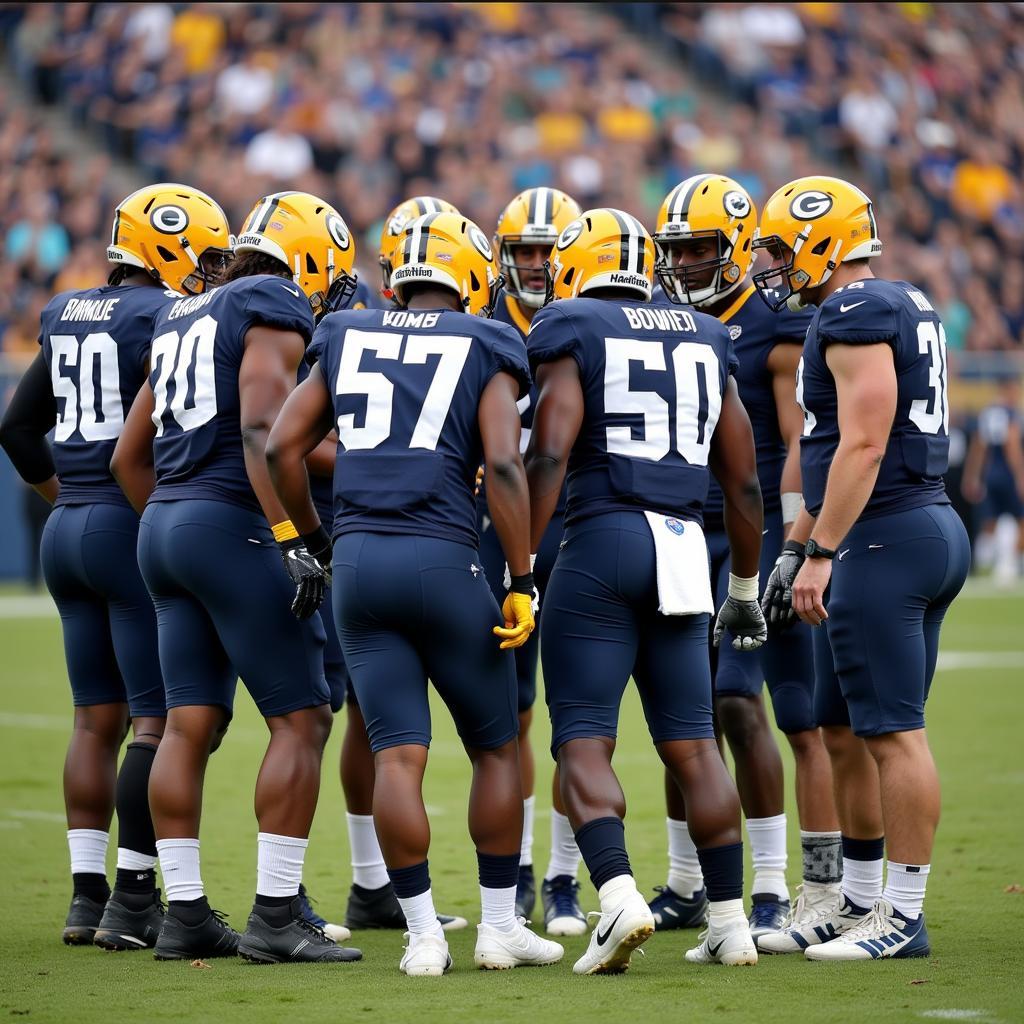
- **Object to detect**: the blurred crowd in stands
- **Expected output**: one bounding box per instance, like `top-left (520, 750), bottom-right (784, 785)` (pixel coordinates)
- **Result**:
top-left (1, 2), bottom-right (1022, 581)
top-left (2, 2), bottom-right (1023, 363)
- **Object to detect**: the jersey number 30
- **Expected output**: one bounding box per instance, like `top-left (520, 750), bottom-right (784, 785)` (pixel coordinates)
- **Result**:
top-left (603, 338), bottom-right (722, 466)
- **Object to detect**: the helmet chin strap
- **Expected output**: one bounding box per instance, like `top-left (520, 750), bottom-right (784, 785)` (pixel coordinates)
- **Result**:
top-left (693, 273), bottom-right (743, 309)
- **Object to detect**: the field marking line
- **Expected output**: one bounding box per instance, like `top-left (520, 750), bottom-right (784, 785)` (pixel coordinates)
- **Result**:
top-left (935, 651), bottom-right (1024, 671)
top-left (7, 808), bottom-right (65, 823)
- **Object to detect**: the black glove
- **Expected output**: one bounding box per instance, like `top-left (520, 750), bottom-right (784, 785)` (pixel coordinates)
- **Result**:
top-left (761, 539), bottom-right (805, 631)
top-left (279, 525), bottom-right (332, 620)
top-left (713, 595), bottom-right (768, 651)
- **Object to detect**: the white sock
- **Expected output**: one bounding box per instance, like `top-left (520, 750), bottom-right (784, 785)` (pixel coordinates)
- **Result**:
top-left (666, 818), bottom-right (704, 897)
top-left (597, 873), bottom-right (637, 914)
top-left (156, 838), bottom-right (204, 902)
top-left (708, 897), bottom-right (746, 928)
top-left (842, 854), bottom-right (884, 909)
top-left (117, 847), bottom-right (157, 871)
top-left (480, 884), bottom-right (517, 931)
top-left (68, 829), bottom-right (109, 876)
top-left (882, 861), bottom-right (930, 920)
top-left (398, 888), bottom-right (443, 937)
top-left (746, 814), bottom-right (789, 900)
top-left (256, 833), bottom-right (308, 898)
top-left (347, 813), bottom-right (390, 891)
top-left (519, 796), bottom-right (535, 867)
top-left (545, 810), bottom-right (582, 880)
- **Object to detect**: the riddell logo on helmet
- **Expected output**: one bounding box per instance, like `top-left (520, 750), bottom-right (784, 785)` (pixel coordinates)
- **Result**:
top-left (610, 272), bottom-right (648, 288)
top-left (393, 265), bottom-right (431, 280)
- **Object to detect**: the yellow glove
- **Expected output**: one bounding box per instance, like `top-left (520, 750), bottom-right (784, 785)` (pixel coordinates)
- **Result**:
top-left (493, 590), bottom-right (536, 650)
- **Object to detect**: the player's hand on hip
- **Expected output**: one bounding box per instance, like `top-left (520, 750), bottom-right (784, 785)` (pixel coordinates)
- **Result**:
top-left (493, 574), bottom-right (539, 650)
top-left (761, 540), bottom-right (804, 630)
top-left (793, 557), bottom-right (831, 627)
top-left (713, 596), bottom-right (768, 651)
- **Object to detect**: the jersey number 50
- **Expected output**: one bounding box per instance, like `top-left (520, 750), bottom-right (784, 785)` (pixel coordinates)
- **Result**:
top-left (603, 337), bottom-right (722, 466)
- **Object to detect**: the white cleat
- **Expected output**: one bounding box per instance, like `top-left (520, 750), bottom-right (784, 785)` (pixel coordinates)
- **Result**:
top-left (323, 922), bottom-right (353, 943)
top-left (572, 890), bottom-right (655, 975)
top-left (757, 889), bottom-right (865, 955)
top-left (474, 918), bottom-right (564, 970)
top-left (685, 915), bottom-right (758, 966)
top-left (400, 931), bottom-right (452, 977)
top-left (547, 914), bottom-right (589, 937)
top-left (803, 900), bottom-right (930, 962)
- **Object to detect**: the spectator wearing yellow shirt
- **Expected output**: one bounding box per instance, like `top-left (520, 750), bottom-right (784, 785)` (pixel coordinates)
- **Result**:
top-left (952, 140), bottom-right (1014, 223)
top-left (171, 5), bottom-right (225, 75)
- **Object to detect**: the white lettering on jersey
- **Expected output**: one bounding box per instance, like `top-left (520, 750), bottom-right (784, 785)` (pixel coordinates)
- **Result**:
top-left (381, 310), bottom-right (442, 329)
top-left (61, 297), bottom-right (120, 322)
top-left (621, 306), bottom-right (697, 333)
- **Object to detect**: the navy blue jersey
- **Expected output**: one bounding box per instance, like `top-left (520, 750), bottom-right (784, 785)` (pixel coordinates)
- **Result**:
top-left (310, 306), bottom-right (530, 547)
top-left (149, 275), bottom-right (314, 510)
top-left (304, 276), bottom-right (384, 526)
top-left (703, 286), bottom-right (811, 527)
top-left (40, 284), bottom-right (170, 506)
top-left (528, 297), bottom-right (737, 526)
top-left (799, 278), bottom-right (949, 519)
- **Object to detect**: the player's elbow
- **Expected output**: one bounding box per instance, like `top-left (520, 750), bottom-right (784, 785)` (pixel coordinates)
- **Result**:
top-left (240, 422), bottom-right (271, 458)
top-left (486, 453), bottom-right (525, 487)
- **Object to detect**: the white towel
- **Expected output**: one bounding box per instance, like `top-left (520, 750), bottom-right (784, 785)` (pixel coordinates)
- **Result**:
top-left (643, 511), bottom-right (714, 616)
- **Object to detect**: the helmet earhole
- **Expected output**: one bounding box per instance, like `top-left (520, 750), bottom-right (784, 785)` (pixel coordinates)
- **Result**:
top-left (470, 270), bottom-right (480, 291)
top-left (306, 253), bottom-right (319, 274)
top-left (156, 245), bottom-right (178, 262)
top-left (811, 237), bottom-right (831, 256)
top-left (563, 267), bottom-right (575, 286)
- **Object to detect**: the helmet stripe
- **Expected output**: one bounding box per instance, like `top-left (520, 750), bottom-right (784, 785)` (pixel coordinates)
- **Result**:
top-left (253, 196), bottom-right (282, 234)
top-left (608, 209), bottom-right (645, 274)
top-left (419, 197), bottom-right (439, 215)
top-left (111, 210), bottom-right (121, 247)
top-left (529, 187), bottom-right (552, 227)
top-left (608, 209), bottom-right (632, 272)
top-left (669, 174), bottom-right (712, 222)
top-left (527, 188), bottom-right (539, 224)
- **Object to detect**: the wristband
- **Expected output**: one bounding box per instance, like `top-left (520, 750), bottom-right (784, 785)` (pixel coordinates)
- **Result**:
top-left (272, 519), bottom-right (299, 543)
top-left (728, 573), bottom-right (759, 601)
top-left (782, 539), bottom-right (805, 557)
top-left (781, 492), bottom-right (803, 524)
top-left (504, 553), bottom-right (537, 591)
top-left (510, 572), bottom-right (536, 595)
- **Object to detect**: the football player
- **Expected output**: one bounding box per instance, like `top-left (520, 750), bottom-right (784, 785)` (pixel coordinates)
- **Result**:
top-left (484, 187), bottom-right (587, 935)
top-left (755, 176), bottom-right (970, 960)
top-left (961, 376), bottom-right (1024, 582)
top-left (110, 191), bottom-right (362, 965)
top-left (651, 176), bottom-right (842, 944)
top-left (0, 184), bottom-right (231, 950)
top-left (265, 211), bottom-right (563, 977)
top-left (525, 209), bottom-right (765, 973)
top-left (299, 240), bottom-right (468, 940)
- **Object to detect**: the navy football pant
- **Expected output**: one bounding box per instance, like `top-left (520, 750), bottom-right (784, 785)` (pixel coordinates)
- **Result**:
top-left (541, 510), bottom-right (715, 755)
top-left (813, 503), bottom-right (970, 737)
top-left (138, 499), bottom-right (329, 718)
top-left (332, 532), bottom-right (518, 753)
top-left (41, 503), bottom-right (164, 717)
top-left (478, 510), bottom-right (563, 713)
top-left (707, 508), bottom-right (817, 733)
top-left (318, 582), bottom-right (353, 713)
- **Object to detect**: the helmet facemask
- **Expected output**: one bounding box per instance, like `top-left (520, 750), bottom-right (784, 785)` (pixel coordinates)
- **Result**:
top-left (499, 235), bottom-right (556, 309)
top-left (654, 229), bottom-right (743, 307)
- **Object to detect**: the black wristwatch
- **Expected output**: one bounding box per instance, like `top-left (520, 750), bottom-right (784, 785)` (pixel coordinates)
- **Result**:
top-left (804, 538), bottom-right (837, 560)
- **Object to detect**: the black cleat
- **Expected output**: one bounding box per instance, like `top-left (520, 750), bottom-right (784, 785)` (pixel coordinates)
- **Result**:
top-left (238, 898), bottom-right (362, 964)
top-left (63, 895), bottom-right (106, 945)
top-left (648, 884), bottom-right (709, 931)
top-left (515, 864), bottom-right (536, 921)
top-left (343, 882), bottom-right (467, 931)
top-left (94, 890), bottom-right (165, 951)
top-left (153, 905), bottom-right (240, 961)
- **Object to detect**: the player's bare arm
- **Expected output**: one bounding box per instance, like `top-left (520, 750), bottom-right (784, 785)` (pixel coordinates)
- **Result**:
top-left (793, 342), bottom-right (897, 626)
top-left (524, 356), bottom-right (583, 552)
top-left (266, 363), bottom-right (335, 538)
top-left (110, 381), bottom-right (157, 515)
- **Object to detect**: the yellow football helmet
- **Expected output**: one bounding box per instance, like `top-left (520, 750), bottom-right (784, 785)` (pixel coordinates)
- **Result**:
top-left (495, 187), bottom-right (582, 308)
top-left (379, 196), bottom-right (459, 298)
top-left (546, 208), bottom-right (654, 303)
top-left (107, 183), bottom-right (233, 294)
top-left (235, 191), bottom-right (357, 320)
top-left (753, 175), bottom-right (882, 311)
top-left (389, 211), bottom-right (501, 317)
top-left (653, 174), bottom-right (757, 307)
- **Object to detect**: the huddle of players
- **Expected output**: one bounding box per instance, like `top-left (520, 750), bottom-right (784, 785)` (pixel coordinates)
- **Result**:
top-left (0, 168), bottom-right (966, 977)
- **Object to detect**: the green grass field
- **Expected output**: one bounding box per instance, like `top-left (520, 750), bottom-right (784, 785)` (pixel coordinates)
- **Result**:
top-left (1, 584), bottom-right (1022, 1024)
